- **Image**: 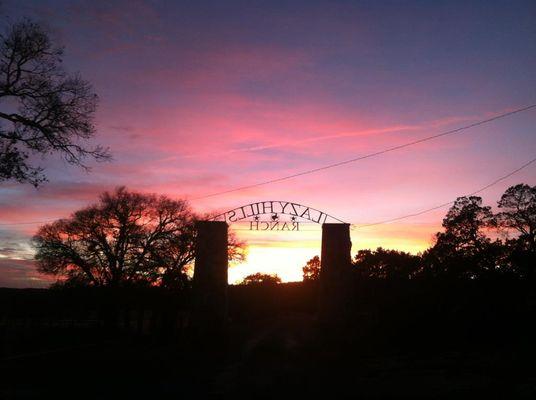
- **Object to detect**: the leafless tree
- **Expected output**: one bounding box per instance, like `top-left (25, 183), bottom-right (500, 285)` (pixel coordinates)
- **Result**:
top-left (33, 187), bottom-right (246, 288)
top-left (0, 19), bottom-right (110, 186)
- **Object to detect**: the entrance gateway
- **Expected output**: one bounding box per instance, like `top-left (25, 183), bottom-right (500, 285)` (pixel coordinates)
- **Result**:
top-left (190, 201), bottom-right (353, 331)
top-left (212, 200), bottom-right (347, 231)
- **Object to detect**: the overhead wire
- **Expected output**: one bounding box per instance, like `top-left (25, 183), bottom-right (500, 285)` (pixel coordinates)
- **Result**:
top-left (353, 156), bottom-right (536, 228)
top-left (192, 104), bottom-right (536, 200)
top-left (1, 103), bottom-right (535, 228)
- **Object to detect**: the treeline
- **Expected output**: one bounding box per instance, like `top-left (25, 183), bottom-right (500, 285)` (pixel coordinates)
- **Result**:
top-left (32, 183), bottom-right (535, 288)
top-left (304, 184), bottom-right (536, 281)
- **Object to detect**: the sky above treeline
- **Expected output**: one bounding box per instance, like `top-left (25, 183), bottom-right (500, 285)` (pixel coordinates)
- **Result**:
top-left (0, 0), bottom-right (535, 287)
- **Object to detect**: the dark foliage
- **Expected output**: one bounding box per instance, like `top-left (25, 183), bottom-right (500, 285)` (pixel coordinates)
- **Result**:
top-left (497, 184), bottom-right (536, 279)
top-left (353, 247), bottom-right (420, 279)
top-left (32, 187), bottom-right (245, 288)
top-left (497, 184), bottom-right (536, 250)
top-left (350, 187), bottom-right (536, 282)
top-left (302, 255), bottom-right (320, 281)
top-left (239, 272), bottom-right (282, 286)
top-left (420, 196), bottom-right (501, 279)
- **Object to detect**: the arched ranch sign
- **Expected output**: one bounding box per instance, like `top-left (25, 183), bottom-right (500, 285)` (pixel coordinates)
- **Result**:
top-left (213, 201), bottom-right (346, 231)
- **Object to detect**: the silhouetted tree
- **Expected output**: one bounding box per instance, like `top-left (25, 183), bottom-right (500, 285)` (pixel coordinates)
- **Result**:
top-left (240, 273), bottom-right (282, 286)
top-left (227, 231), bottom-right (247, 265)
top-left (496, 184), bottom-right (536, 278)
top-left (421, 196), bottom-right (501, 278)
top-left (33, 187), bottom-right (246, 288)
top-left (353, 247), bottom-right (420, 279)
top-left (33, 187), bottom-right (193, 287)
top-left (302, 255), bottom-right (320, 281)
top-left (497, 184), bottom-right (536, 250)
top-left (0, 19), bottom-right (109, 186)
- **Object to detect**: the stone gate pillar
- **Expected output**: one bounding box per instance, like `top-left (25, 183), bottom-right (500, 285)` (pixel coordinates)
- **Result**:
top-left (319, 223), bottom-right (353, 322)
top-left (191, 221), bottom-right (228, 332)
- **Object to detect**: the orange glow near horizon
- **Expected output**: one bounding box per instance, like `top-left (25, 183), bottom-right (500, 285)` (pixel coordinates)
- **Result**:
top-left (228, 222), bottom-right (437, 284)
top-left (229, 245), bottom-right (316, 283)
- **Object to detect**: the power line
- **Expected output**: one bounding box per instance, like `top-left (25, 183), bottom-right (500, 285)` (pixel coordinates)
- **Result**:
top-left (2, 104), bottom-right (535, 227)
top-left (2, 156), bottom-right (534, 229)
top-left (192, 104), bottom-right (536, 200)
top-left (354, 156), bottom-right (536, 228)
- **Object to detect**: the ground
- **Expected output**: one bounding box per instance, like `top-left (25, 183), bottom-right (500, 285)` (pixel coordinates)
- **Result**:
top-left (2, 311), bottom-right (536, 398)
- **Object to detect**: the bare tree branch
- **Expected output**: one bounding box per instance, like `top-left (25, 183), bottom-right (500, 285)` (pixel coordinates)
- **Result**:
top-left (33, 187), bottom-right (247, 288)
top-left (0, 19), bottom-right (110, 186)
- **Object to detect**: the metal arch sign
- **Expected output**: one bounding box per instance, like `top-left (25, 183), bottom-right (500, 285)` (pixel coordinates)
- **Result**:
top-left (213, 201), bottom-right (346, 231)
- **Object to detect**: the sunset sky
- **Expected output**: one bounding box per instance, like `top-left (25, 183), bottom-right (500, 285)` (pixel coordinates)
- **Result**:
top-left (0, 0), bottom-right (535, 287)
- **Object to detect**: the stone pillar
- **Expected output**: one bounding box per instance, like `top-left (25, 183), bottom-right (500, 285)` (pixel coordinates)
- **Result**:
top-left (319, 223), bottom-right (353, 322)
top-left (191, 221), bottom-right (228, 332)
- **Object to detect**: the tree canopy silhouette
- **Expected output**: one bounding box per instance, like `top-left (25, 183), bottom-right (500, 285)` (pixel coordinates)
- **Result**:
top-left (0, 19), bottom-right (109, 186)
top-left (302, 255), bottom-right (320, 281)
top-left (33, 187), bottom-right (245, 288)
top-left (353, 247), bottom-right (420, 280)
top-left (421, 196), bottom-right (502, 278)
top-left (239, 273), bottom-right (282, 286)
top-left (350, 186), bottom-right (536, 281)
top-left (496, 184), bottom-right (536, 278)
top-left (497, 184), bottom-right (536, 251)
